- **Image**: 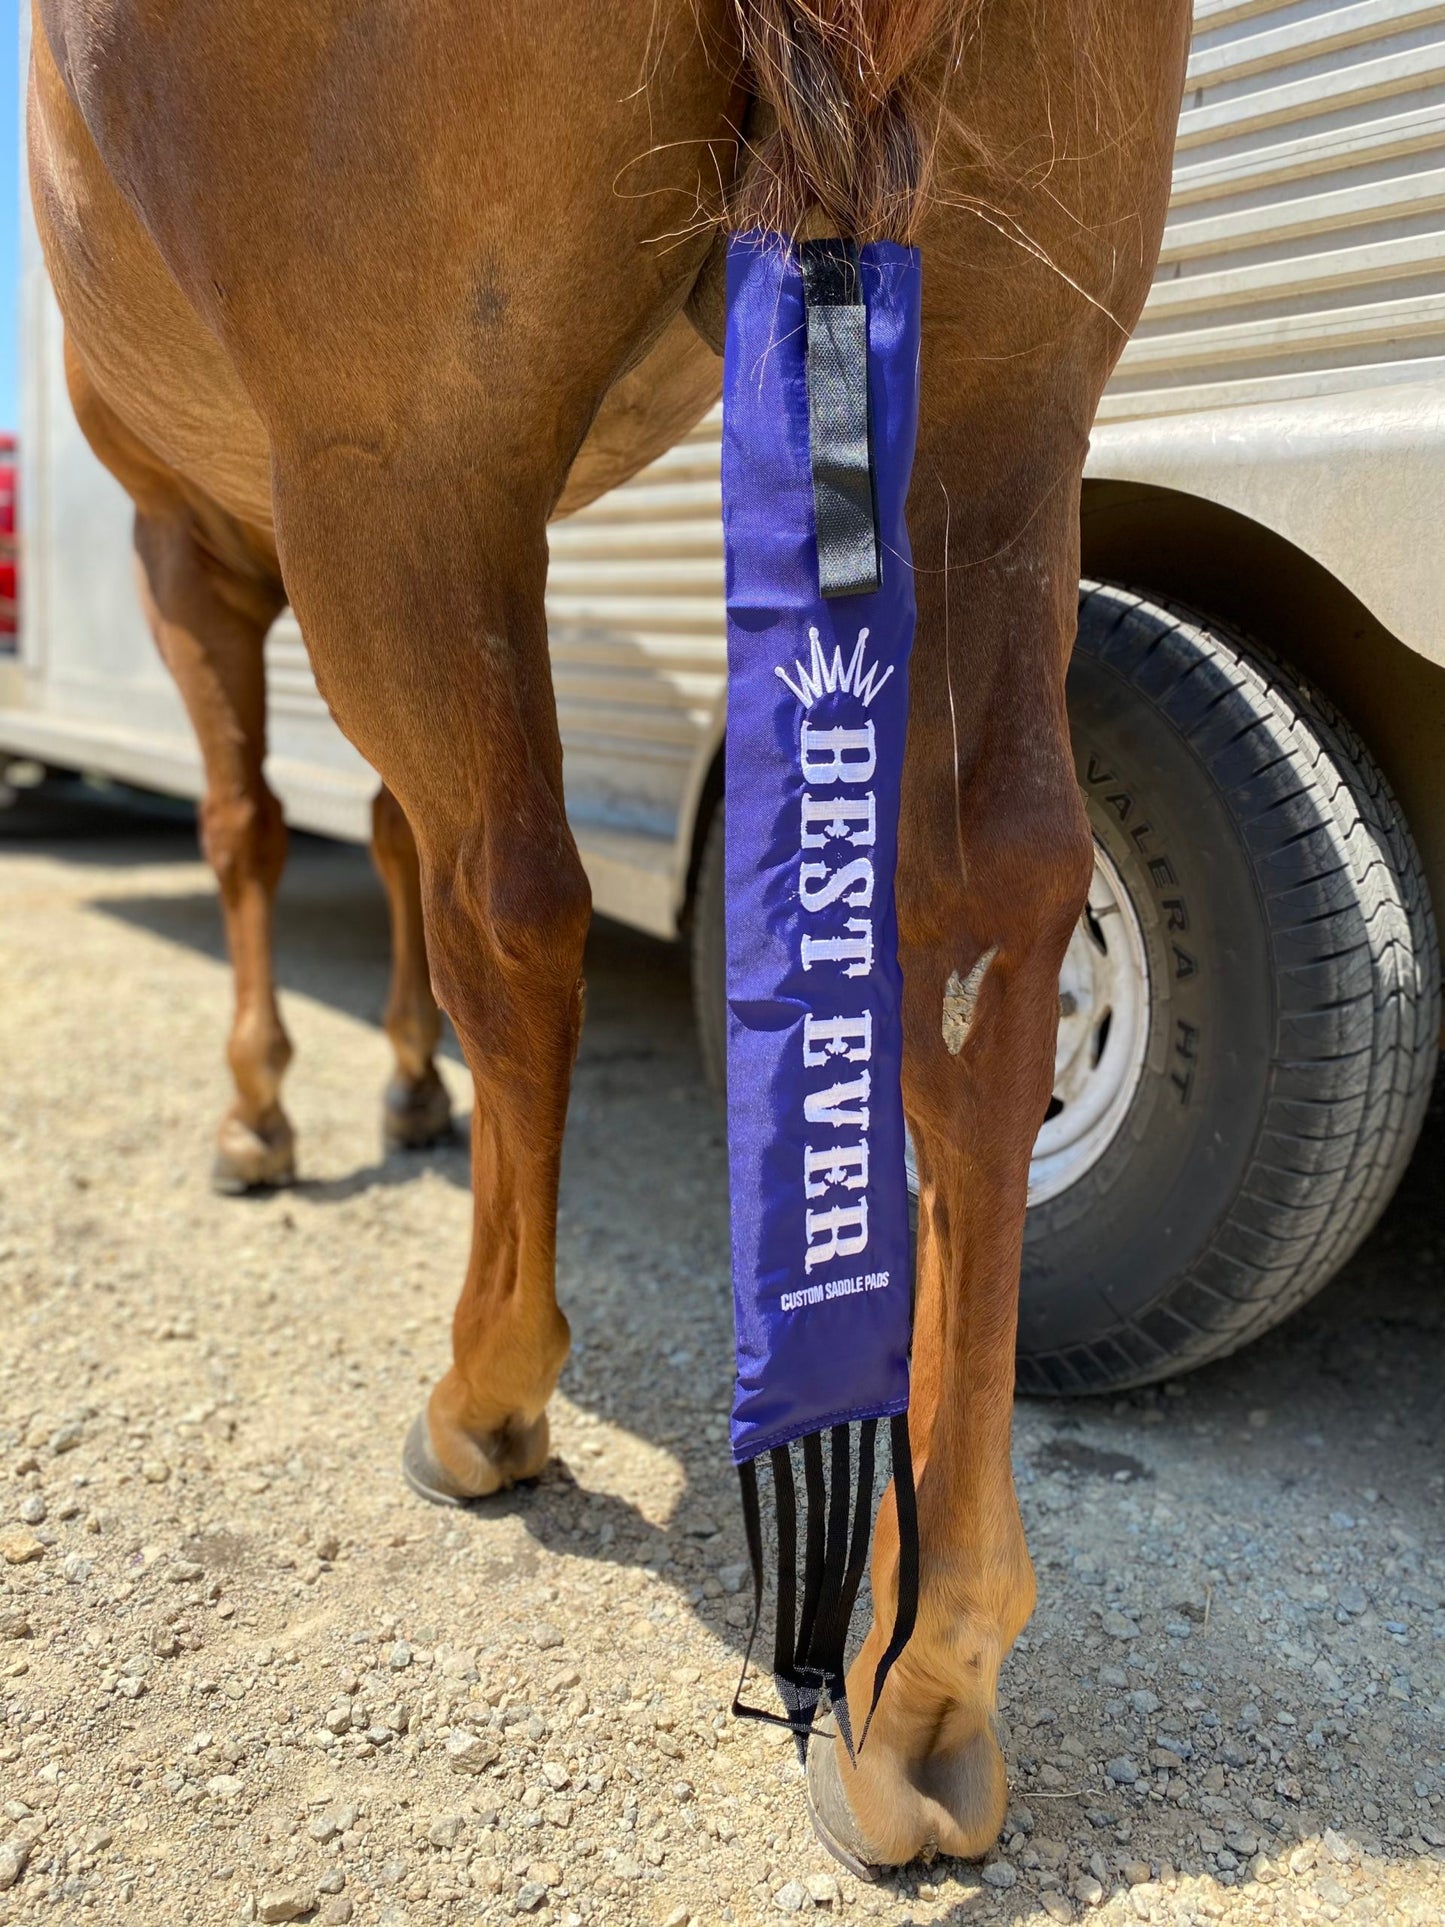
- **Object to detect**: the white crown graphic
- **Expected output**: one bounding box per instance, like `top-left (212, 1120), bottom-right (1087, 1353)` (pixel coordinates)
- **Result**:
top-left (775, 627), bottom-right (895, 710)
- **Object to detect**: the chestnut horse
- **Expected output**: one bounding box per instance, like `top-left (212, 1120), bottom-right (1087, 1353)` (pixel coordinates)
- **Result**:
top-left (29, 0), bottom-right (1190, 1868)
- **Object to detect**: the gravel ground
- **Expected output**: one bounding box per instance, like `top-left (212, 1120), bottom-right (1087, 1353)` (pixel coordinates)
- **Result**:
top-left (1, 776), bottom-right (1443, 1927)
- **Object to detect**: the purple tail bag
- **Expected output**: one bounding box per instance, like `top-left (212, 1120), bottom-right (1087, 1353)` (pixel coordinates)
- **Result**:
top-left (722, 231), bottom-right (922, 1742)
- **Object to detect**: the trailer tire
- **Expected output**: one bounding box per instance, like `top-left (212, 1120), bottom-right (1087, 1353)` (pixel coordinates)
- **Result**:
top-left (690, 583), bottom-right (1440, 1389)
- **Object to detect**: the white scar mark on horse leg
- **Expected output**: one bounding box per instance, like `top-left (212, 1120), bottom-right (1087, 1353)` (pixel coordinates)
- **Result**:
top-left (942, 946), bottom-right (998, 1055)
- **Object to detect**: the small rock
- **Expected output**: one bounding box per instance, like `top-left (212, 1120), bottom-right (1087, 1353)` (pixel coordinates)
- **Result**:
top-left (1106, 1757), bottom-right (1139, 1786)
top-left (387, 1642), bottom-right (412, 1671)
top-left (256, 1889), bottom-right (316, 1923)
top-left (773, 1880), bottom-right (810, 1913)
top-left (804, 1872), bottom-right (840, 1906)
top-left (716, 1565), bottom-right (746, 1594)
top-left (541, 1760), bottom-right (570, 1791)
top-left (0, 1531), bottom-right (45, 1566)
top-left (207, 1776), bottom-right (244, 1800)
top-left (50, 1423), bottom-right (83, 1455)
top-left (1040, 1897), bottom-right (1074, 1924)
top-left (168, 1560), bottom-right (204, 1583)
top-left (17, 1495), bottom-right (46, 1526)
top-left (0, 1841), bottom-right (29, 1890)
top-left (982, 1861), bottom-right (1018, 1890)
top-left (318, 1903), bottom-right (352, 1926)
top-left (142, 1460), bottom-right (172, 1484)
top-left (427, 1814), bottom-right (465, 1850)
top-left (1074, 1875), bottom-right (1105, 1907)
top-left (0, 1610), bottom-right (32, 1639)
top-left (323, 1704), bottom-right (351, 1735)
top-left (1121, 1860), bottom-right (1152, 1885)
top-left (515, 1883), bottom-right (548, 1914)
top-left (1101, 1611), bottom-right (1139, 1640)
top-left (445, 1730), bottom-right (499, 1775)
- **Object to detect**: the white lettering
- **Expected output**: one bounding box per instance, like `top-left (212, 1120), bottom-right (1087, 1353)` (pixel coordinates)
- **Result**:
top-left (801, 919), bottom-right (875, 976)
top-left (804, 1140), bottom-right (869, 1197)
top-left (801, 792), bottom-right (876, 849)
top-left (800, 723), bottom-right (876, 787)
top-left (804, 1073), bottom-right (870, 1131)
top-left (802, 1013), bottom-right (873, 1067)
top-left (805, 1202), bottom-right (869, 1272)
top-left (800, 856), bottom-right (874, 913)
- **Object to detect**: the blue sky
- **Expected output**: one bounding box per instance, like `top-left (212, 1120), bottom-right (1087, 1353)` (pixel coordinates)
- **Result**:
top-left (2, 1), bottom-right (20, 435)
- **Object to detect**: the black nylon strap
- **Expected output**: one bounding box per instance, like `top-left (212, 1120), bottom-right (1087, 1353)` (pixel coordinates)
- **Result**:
top-left (731, 1415), bottom-right (918, 1746)
top-left (731, 1455), bottom-right (767, 1723)
top-left (801, 1424), bottom-right (852, 1672)
top-left (734, 1451), bottom-right (813, 1732)
top-left (860, 1413), bottom-right (920, 1750)
top-left (794, 1430), bottom-right (828, 1669)
top-left (769, 1445), bottom-right (802, 1717)
top-left (799, 238), bottom-right (880, 600)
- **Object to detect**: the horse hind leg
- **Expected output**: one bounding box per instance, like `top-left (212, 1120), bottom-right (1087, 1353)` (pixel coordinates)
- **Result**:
top-left (370, 783), bottom-right (453, 1151)
top-left (275, 430), bottom-right (586, 1499)
top-left (130, 506), bottom-right (295, 1191)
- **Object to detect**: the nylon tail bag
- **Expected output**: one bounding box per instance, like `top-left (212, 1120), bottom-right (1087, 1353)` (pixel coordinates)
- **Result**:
top-left (721, 231), bottom-right (922, 1744)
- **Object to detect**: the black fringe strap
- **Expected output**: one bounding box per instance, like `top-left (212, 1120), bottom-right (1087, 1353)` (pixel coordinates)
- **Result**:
top-left (732, 1412), bottom-right (919, 1755)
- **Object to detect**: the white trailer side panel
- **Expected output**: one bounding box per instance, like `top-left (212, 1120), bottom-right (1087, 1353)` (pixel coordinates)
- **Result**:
top-left (5, 0), bottom-right (1442, 932)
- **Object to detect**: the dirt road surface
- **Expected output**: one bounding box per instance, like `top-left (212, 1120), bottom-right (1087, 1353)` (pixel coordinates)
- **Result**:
top-left (1, 779), bottom-right (1442, 1927)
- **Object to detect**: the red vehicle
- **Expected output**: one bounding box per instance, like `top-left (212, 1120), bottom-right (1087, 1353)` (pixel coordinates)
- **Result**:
top-left (0, 433), bottom-right (16, 641)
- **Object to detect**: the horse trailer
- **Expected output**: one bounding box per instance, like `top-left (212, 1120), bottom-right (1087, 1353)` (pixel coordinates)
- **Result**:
top-left (5, 0), bottom-right (1444, 1387)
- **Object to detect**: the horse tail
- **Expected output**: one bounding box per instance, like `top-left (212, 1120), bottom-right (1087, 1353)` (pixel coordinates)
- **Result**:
top-left (728, 1), bottom-right (974, 243)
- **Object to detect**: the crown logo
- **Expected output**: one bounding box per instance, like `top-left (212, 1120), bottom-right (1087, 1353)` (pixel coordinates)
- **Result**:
top-left (775, 627), bottom-right (895, 710)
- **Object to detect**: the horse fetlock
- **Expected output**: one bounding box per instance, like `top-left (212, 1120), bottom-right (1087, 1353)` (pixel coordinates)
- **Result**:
top-left (212, 1104), bottom-right (295, 1193)
top-left (227, 1007), bottom-right (293, 1109)
top-left (382, 1064), bottom-right (453, 1149)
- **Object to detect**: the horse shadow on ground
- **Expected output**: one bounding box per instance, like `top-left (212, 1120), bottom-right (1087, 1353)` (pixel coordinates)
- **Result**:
top-left (12, 774), bottom-right (1445, 1916)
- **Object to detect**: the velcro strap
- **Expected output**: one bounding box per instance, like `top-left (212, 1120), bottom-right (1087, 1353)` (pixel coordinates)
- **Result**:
top-left (799, 239), bottom-right (880, 599)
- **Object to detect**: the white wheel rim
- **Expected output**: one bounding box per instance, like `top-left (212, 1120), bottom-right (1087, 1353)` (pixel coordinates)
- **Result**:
top-left (905, 840), bottom-right (1151, 1208)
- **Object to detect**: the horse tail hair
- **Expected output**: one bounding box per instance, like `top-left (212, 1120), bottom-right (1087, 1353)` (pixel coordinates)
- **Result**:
top-left (728, 1), bottom-right (975, 244)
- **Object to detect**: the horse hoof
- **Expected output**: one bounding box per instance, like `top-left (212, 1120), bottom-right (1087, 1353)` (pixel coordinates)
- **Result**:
top-left (806, 1720), bottom-right (880, 1881)
top-left (401, 1408), bottom-right (549, 1507)
top-left (211, 1114), bottom-right (296, 1194)
top-left (383, 1068), bottom-right (453, 1151)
